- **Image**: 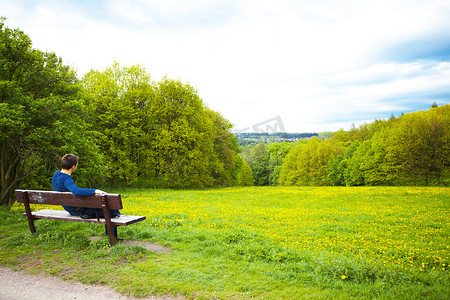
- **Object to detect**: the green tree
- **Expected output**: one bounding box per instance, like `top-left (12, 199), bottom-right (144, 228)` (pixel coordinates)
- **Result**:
top-left (344, 132), bottom-right (392, 186)
top-left (82, 63), bottom-right (153, 185)
top-left (385, 105), bottom-right (450, 185)
top-left (267, 142), bottom-right (293, 185)
top-left (331, 119), bottom-right (390, 147)
top-left (148, 78), bottom-right (218, 188)
top-left (345, 140), bottom-right (371, 186)
top-left (243, 143), bottom-right (270, 186)
top-left (326, 154), bottom-right (345, 186)
top-left (278, 138), bottom-right (340, 186)
top-left (83, 63), bottom-right (241, 188)
top-left (278, 141), bottom-right (306, 186)
top-left (330, 129), bottom-right (352, 146)
top-left (360, 130), bottom-right (392, 185)
top-left (296, 137), bottom-right (342, 185)
top-left (209, 111), bottom-right (240, 186)
top-left (326, 141), bottom-right (361, 186)
top-left (0, 19), bottom-right (103, 205)
top-left (234, 154), bottom-right (254, 186)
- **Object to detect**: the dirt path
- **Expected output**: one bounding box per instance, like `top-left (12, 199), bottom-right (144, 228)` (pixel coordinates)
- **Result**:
top-left (0, 240), bottom-right (186, 300)
top-left (0, 267), bottom-right (186, 300)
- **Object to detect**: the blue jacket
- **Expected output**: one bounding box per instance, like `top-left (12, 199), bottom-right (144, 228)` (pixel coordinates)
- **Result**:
top-left (52, 171), bottom-right (95, 215)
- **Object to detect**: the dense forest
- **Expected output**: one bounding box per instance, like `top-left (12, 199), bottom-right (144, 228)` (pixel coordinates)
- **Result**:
top-left (241, 104), bottom-right (449, 187)
top-left (1, 19), bottom-right (449, 206)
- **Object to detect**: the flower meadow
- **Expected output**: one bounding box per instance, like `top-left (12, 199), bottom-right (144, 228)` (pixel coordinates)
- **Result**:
top-left (5, 186), bottom-right (450, 299)
top-left (118, 186), bottom-right (449, 298)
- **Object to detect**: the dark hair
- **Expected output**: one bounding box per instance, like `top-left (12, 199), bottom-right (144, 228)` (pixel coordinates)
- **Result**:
top-left (61, 154), bottom-right (78, 170)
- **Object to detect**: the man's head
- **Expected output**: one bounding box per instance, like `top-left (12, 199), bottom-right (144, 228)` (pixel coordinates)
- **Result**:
top-left (61, 154), bottom-right (78, 170)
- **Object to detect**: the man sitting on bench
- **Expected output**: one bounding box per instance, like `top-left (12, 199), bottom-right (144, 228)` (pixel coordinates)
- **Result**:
top-left (52, 153), bottom-right (120, 237)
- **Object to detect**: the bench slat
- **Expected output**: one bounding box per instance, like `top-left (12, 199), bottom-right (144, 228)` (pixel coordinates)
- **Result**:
top-left (23, 209), bottom-right (146, 226)
top-left (15, 190), bottom-right (123, 210)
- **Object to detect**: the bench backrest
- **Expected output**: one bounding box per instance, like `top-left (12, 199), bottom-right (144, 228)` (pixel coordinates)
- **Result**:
top-left (15, 190), bottom-right (123, 210)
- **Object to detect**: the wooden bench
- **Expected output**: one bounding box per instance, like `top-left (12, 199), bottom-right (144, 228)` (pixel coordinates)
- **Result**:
top-left (15, 189), bottom-right (146, 246)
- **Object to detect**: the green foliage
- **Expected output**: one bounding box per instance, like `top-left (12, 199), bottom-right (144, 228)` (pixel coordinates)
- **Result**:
top-left (326, 154), bottom-right (346, 186)
top-left (83, 63), bottom-right (241, 188)
top-left (281, 105), bottom-right (450, 187)
top-left (243, 143), bottom-right (270, 186)
top-left (344, 140), bottom-right (369, 186)
top-left (279, 138), bottom-right (343, 186)
top-left (267, 142), bottom-right (293, 185)
top-left (83, 62), bottom-right (153, 185)
top-left (235, 155), bottom-right (254, 186)
top-left (326, 141), bottom-right (364, 186)
top-left (360, 130), bottom-right (393, 185)
top-left (149, 78), bottom-right (216, 188)
top-left (0, 20), bottom-right (104, 205)
top-left (1, 20), bottom-right (241, 196)
top-left (385, 106), bottom-right (450, 185)
top-left (241, 142), bottom-right (292, 186)
top-left (278, 141), bottom-right (305, 185)
top-left (211, 112), bottom-right (241, 186)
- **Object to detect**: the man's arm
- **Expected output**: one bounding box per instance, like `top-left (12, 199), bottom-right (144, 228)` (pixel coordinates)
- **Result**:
top-left (63, 176), bottom-right (96, 197)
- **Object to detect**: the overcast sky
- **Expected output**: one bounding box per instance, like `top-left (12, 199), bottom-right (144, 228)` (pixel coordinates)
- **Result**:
top-left (2, 0), bottom-right (450, 133)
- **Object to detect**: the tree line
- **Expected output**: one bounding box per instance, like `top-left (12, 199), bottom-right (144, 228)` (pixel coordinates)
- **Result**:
top-left (242, 104), bottom-right (449, 187)
top-left (0, 19), bottom-right (253, 206)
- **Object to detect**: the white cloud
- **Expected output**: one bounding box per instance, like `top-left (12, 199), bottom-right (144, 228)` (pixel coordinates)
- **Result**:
top-left (108, 0), bottom-right (154, 24)
top-left (1, 0), bottom-right (449, 132)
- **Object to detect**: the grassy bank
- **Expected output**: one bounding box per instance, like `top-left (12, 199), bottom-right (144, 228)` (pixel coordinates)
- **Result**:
top-left (0, 186), bottom-right (449, 299)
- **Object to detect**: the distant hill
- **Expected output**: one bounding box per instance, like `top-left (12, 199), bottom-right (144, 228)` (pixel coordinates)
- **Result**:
top-left (235, 132), bottom-right (318, 145)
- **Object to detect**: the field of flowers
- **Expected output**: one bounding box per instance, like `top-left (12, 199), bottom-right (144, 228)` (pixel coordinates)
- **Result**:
top-left (116, 186), bottom-right (449, 298)
top-left (5, 186), bottom-right (449, 299)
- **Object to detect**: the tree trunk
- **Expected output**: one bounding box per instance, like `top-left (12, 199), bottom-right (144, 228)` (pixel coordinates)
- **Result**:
top-left (0, 142), bottom-right (21, 206)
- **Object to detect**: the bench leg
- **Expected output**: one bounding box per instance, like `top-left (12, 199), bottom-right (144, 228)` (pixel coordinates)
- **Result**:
top-left (23, 192), bottom-right (36, 233)
top-left (101, 195), bottom-right (116, 246)
top-left (105, 223), bottom-right (116, 246)
top-left (104, 225), bottom-right (119, 240)
top-left (26, 216), bottom-right (36, 234)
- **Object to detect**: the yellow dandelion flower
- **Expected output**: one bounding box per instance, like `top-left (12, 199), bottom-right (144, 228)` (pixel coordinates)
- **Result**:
top-left (341, 275), bottom-right (347, 280)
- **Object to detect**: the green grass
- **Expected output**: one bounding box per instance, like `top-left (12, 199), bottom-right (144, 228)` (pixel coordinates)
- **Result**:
top-left (0, 186), bottom-right (449, 299)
